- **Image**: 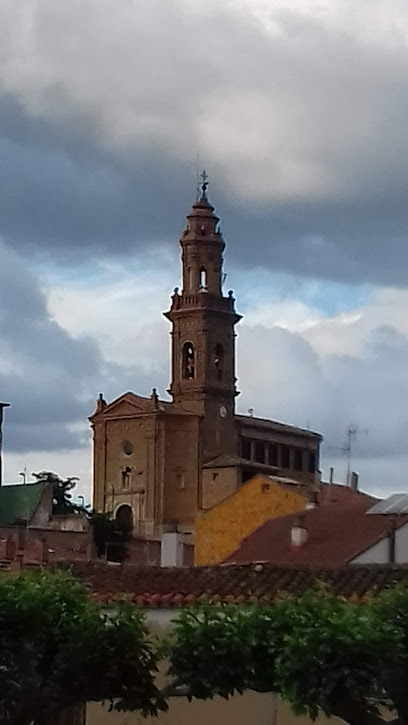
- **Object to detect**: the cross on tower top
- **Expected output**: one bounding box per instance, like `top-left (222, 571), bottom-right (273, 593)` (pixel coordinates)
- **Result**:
top-left (200, 169), bottom-right (209, 200)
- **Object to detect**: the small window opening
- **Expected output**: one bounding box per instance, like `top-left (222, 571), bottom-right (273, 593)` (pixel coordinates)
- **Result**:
top-left (214, 343), bottom-right (224, 381)
top-left (268, 443), bottom-right (278, 466)
top-left (176, 472), bottom-right (185, 490)
top-left (254, 441), bottom-right (265, 464)
top-left (212, 472), bottom-right (219, 481)
top-left (294, 449), bottom-right (303, 471)
top-left (242, 468), bottom-right (253, 484)
top-left (121, 466), bottom-right (132, 489)
top-left (308, 452), bottom-right (316, 473)
top-left (199, 267), bottom-right (207, 289)
top-left (241, 439), bottom-right (251, 460)
top-left (182, 342), bottom-right (195, 379)
top-left (281, 445), bottom-right (290, 469)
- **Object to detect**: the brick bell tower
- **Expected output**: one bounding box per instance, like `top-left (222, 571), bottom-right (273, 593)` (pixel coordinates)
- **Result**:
top-left (164, 173), bottom-right (241, 462)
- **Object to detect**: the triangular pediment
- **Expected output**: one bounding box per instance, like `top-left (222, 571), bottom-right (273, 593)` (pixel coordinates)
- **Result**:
top-left (92, 392), bottom-right (153, 419)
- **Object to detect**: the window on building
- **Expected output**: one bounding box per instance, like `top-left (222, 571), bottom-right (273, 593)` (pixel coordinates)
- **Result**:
top-left (241, 439), bottom-right (251, 460)
top-left (121, 466), bottom-right (132, 488)
top-left (268, 443), bottom-right (278, 466)
top-left (214, 343), bottom-right (224, 381)
top-left (294, 448), bottom-right (303, 471)
top-left (199, 267), bottom-right (207, 289)
top-left (254, 440), bottom-right (265, 464)
top-left (123, 440), bottom-right (133, 456)
top-left (308, 451), bottom-right (316, 473)
top-left (182, 342), bottom-right (195, 379)
top-left (281, 445), bottom-right (290, 469)
top-left (176, 472), bottom-right (185, 490)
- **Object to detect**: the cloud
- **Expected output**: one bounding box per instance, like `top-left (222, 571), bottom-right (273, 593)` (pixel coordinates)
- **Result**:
top-left (0, 1), bottom-right (408, 284)
top-left (42, 256), bottom-right (408, 493)
top-left (0, 239), bottom-right (167, 455)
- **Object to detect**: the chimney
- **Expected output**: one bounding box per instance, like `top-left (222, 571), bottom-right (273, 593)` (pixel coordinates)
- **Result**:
top-left (161, 530), bottom-right (184, 567)
top-left (350, 471), bottom-right (359, 491)
top-left (306, 489), bottom-right (318, 510)
top-left (291, 514), bottom-right (308, 547)
top-left (329, 467), bottom-right (334, 484)
top-left (388, 517), bottom-right (397, 564)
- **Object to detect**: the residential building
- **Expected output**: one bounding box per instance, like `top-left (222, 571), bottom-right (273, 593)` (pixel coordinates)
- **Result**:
top-left (195, 471), bottom-right (375, 565)
top-left (223, 488), bottom-right (408, 567)
top-left (0, 481), bottom-right (91, 565)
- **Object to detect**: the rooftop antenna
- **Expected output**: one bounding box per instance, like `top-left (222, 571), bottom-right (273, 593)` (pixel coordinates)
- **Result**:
top-left (327, 424), bottom-right (368, 486)
top-left (345, 425), bottom-right (368, 486)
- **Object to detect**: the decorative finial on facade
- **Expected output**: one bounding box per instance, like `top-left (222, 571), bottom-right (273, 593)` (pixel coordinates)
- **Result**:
top-left (200, 169), bottom-right (209, 200)
top-left (96, 393), bottom-right (107, 413)
top-left (151, 388), bottom-right (159, 408)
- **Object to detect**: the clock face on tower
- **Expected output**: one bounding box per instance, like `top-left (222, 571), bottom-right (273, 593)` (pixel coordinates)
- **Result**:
top-left (219, 405), bottom-right (227, 418)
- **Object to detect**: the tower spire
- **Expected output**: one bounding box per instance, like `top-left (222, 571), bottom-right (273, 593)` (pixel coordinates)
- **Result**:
top-left (200, 169), bottom-right (209, 201)
top-left (164, 187), bottom-right (241, 459)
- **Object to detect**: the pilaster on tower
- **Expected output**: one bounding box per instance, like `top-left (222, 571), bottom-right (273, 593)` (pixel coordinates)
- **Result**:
top-left (164, 179), bottom-right (242, 433)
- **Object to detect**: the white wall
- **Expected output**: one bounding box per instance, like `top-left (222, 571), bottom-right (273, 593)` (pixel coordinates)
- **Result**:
top-left (352, 521), bottom-right (408, 564)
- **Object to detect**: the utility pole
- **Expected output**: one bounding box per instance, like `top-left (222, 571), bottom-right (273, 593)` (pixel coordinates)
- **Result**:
top-left (0, 403), bottom-right (10, 487)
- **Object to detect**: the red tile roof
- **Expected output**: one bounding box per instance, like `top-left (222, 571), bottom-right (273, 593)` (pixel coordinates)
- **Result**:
top-left (62, 561), bottom-right (408, 605)
top-left (224, 496), bottom-right (407, 568)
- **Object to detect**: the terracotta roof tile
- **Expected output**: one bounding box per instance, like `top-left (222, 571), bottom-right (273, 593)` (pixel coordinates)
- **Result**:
top-left (60, 561), bottom-right (408, 606)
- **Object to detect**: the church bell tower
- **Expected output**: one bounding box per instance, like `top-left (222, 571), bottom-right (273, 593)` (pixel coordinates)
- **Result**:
top-left (164, 174), bottom-right (241, 462)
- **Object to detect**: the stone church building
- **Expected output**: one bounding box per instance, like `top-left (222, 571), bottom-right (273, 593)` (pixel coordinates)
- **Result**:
top-left (90, 183), bottom-right (321, 538)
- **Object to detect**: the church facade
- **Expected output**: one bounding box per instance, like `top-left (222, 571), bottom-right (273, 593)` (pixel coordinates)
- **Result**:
top-left (90, 184), bottom-right (322, 537)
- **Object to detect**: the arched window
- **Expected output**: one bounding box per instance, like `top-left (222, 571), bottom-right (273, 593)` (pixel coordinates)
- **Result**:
top-left (199, 267), bottom-right (207, 290)
top-left (115, 504), bottom-right (133, 536)
top-left (214, 343), bottom-right (224, 380)
top-left (182, 342), bottom-right (195, 379)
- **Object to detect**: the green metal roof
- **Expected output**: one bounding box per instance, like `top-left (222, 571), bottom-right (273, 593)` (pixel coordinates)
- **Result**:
top-left (0, 482), bottom-right (47, 526)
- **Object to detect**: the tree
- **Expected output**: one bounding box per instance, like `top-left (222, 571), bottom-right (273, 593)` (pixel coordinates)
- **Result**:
top-left (0, 569), bottom-right (167, 725)
top-left (32, 471), bottom-right (129, 560)
top-left (32, 470), bottom-right (83, 515)
top-left (169, 585), bottom-right (408, 725)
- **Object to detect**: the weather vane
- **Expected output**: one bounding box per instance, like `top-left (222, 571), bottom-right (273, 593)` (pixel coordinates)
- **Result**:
top-left (200, 169), bottom-right (209, 199)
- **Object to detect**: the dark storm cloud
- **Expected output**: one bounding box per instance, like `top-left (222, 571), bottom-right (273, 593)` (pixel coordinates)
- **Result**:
top-left (1, 2), bottom-right (408, 284)
top-left (0, 238), bottom-right (163, 453)
top-left (1, 91), bottom-right (408, 288)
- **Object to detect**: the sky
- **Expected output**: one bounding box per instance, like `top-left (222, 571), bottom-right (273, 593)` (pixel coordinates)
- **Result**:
top-left (2, 0), bottom-right (408, 501)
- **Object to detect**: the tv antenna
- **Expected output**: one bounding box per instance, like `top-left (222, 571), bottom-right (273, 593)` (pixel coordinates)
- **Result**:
top-left (341, 425), bottom-right (368, 486)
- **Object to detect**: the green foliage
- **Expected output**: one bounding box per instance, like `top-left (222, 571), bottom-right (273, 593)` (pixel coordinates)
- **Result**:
top-left (0, 569), bottom-right (167, 725)
top-left (169, 585), bottom-right (408, 724)
top-left (32, 470), bottom-right (83, 515)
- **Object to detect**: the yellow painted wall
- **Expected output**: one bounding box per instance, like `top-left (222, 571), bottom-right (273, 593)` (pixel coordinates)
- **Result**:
top-left (87, 695), bottom-right (344, 725)
top-left (195, 474), bottom-right (306, 565)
